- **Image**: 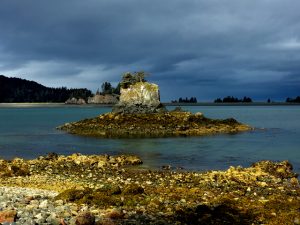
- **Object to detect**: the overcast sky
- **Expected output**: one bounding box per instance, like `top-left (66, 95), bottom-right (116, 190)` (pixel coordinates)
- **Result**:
top-left (1, 0), bottom-right (300, 101)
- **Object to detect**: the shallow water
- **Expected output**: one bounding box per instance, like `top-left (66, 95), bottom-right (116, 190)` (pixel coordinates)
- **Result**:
top-left (0, 104), bottom-right (299, 172)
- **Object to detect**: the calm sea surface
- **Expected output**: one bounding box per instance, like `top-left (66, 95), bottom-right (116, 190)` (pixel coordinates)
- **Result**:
top-left (0, 104), bottom-right (299, 172)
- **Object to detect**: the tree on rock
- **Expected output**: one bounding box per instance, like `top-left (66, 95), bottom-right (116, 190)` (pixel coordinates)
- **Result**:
top-left (120, 71), bottom-right (149, 89)
top-left (135, 71), bottom-right (148, 82)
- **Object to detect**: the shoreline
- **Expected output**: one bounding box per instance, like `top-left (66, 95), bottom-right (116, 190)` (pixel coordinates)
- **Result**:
top-left (0, 153), bottom-right (299, 224)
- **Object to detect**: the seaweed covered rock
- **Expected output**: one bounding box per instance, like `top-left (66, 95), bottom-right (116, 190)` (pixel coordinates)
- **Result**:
top-left (0, 158), bottom-right (30, 177)
top-left (0, 155), bottom-right (299, 224)
top-left (75, 212), bottom-right (95, 225)
top-left (58, 111), bottom-right (251, 138)
top-left (0, 153), bottom-right (142, 181)
top-left (55, 183), bottom-right (145, 208)
top-left (252, 160), bottom-right (298, 179)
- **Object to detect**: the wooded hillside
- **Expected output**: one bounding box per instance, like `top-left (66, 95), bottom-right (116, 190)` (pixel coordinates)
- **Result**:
top-left (0, 75), bottom-right (92, 103)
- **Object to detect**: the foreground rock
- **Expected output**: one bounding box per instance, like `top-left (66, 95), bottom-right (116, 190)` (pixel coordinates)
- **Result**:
top-left (0, 153), bottom-right (299, 224)
top-left (58, 111), bottom-right (251, 138)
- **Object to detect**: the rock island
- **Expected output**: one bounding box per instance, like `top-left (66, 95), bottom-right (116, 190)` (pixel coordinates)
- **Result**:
top-left (58, 72), bottom-right (252, 138)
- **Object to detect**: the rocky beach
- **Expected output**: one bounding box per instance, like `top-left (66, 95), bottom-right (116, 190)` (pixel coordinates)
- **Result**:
top-left (0, 153), bottom-right (299, 224)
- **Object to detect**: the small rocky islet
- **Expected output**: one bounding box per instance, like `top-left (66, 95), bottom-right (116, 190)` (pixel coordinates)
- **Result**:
top-left (58, 111), bottom-right (251, 138)
top-left (0, 153), bottom-right (299, 224)
top-left (58, 74), bottom-right (252, 138)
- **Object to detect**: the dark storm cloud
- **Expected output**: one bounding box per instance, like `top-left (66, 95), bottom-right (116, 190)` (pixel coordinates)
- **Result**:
top-left (0, 0), bottom-right (300, 100)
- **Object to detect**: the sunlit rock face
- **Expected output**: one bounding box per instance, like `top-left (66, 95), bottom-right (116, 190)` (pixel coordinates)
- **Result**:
top-left (119, 82), bottom-right (160, 106)
top-left (113, 82), bottom-right (166, 114)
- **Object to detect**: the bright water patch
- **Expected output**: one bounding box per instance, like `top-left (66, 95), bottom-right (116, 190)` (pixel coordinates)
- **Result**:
top-left (0, 105), bottom-right (299, 172)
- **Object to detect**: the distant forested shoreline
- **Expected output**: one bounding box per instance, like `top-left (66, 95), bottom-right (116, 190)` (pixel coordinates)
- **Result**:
top-left (0, 75), bottom-right (92, 103)
top-left (1, 75), bottom-right (299, 104)
top-left (286, 96), bottom-right (300, 103)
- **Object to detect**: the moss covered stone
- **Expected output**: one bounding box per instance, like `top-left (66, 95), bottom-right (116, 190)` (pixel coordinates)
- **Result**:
top-left (55, 184), bottom-right (145, 208)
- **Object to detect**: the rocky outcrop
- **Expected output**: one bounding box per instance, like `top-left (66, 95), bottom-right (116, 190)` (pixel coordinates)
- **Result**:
top-left (87, 94), bottom-right (118, 104)
top-left (65, 97), bottom-right (86, 105)
top-left (119, 82), bottom-right (160, 106)
top-left (61, 74), bottom-right (251, 138)
top-left (58, 111), bottom-right (252, 138)
top-left (112, 82), bottom-right (166, 114)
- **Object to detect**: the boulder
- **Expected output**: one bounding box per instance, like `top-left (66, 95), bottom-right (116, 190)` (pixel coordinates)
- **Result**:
top-left (75, 212), bottom-right (95, 225)
top-left (0, 210), bottom-right (17, 223)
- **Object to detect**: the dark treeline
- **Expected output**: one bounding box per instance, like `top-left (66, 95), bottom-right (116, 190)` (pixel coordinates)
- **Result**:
top-left (120, 71), bottom-right (148, 89)
top-left (286, 96), bottom-right (300, 103)
top-left (172, 97), bottom-right (197, 103)
top-left (214, 96), bottom-right (253, 103)
top-left (0, 75), bottom-right (92, 103)
top-left (96, 81), bottom-right (120, 95)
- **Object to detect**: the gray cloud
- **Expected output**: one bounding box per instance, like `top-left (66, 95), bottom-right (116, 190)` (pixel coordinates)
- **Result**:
top-left (0, 0), bottom-right (300, 101)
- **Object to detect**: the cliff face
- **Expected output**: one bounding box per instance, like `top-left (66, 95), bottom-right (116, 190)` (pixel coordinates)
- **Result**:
top-left (119, 82), bottom-right (160, 106)
top-left (88, 94), bottom-right (118, 104)
top-left (113, 81), bottom-right (165, 114)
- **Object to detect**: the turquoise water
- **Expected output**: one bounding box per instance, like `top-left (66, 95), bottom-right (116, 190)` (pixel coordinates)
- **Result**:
top-left (0, 105), bottom-right (299, 172)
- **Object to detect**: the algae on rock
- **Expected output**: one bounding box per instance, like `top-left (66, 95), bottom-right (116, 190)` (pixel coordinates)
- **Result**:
top-left (58, 111), bottom-right (251, 138)
top-left (2, 153), bottom-right (298, 225)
